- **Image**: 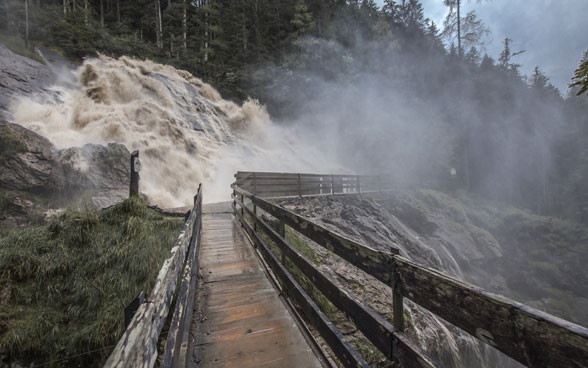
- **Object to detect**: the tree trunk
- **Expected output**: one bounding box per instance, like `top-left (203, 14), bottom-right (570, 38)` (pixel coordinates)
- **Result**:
top-left (63, 0), bottom-right (66, 15)
top-left (24, 0), bottom-right (29, 49)
top-left (154, 0), bottom-right (160, 47)
top-left (183, 0), bottom-right (187, 50)
top-left (158, 0), bottom-right (163, 48)
top-left (84, 0), bottom-right (88, 24)
top-left (100, 0), bottom-right (104, 26)
top-left (457, 0), bottom-right (461, 57)
top-left (204, 0), bottom-right (208, 63)
top-left (117, 0), bottom-right (120, 25)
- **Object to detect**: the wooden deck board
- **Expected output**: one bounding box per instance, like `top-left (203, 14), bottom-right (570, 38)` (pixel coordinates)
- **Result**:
top-left (191, 211), bottom-right (322, 368)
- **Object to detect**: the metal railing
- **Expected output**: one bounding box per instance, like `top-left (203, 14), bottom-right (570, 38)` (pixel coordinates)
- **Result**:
top-left (231, 172), bottom-right (588, 368)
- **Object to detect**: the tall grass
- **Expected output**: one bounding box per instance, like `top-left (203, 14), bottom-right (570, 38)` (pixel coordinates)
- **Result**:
top-left (0, 197), bottom-right (184, 367)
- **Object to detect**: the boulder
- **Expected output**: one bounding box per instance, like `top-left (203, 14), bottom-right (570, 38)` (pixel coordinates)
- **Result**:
top-left (0, 122), bottom-right (63, 192)
top-left (58, 143), bottom-right (130, 191)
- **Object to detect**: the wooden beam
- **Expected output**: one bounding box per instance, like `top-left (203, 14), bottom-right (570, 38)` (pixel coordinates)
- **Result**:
top-left (394, 256), bottom-right (588, 368)
top-left (232, 186), bottom-right (398, 285)
top-left (105, 188), bottom-right (200, 368)
top-left (161, 186), bottom-right (202, 368)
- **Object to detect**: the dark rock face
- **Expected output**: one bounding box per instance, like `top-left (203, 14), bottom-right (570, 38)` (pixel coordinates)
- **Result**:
top-left (59, 143), bottom-right (130, 191)
top-left (0, 122), bottom-right (63, 192)
top-left (0, 121), bottom-right (130, 226)
top-left (0, 44), bottom-right (54, 119)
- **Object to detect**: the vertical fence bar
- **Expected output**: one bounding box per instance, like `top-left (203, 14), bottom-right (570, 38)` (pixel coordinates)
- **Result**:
top-left (253, 203), bottom-right (257, 231)
top-left (331, 175), bottom-right (335, 194)
top-left (253, 172), bottom-right (257, 195)
top-left (129, 150), bottom-right (140, 197)
top-left (357, 175), bottom-right (361, 194)
top-left (240, 193), bottom-right (244, 226)
top-left (278, 221), bottom-right (287, 265)
top-left (392, 264), bottom-right (404, 332)
top-left (298, 173), bottom-right (302, 198)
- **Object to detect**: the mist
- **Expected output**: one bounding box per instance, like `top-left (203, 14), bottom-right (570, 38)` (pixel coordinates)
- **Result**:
top-left (253, 31), bottom-right (577, 217)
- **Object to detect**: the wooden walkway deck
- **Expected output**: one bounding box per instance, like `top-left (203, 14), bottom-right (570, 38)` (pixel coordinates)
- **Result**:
top-left (190, 203), bottom-right (323, 368)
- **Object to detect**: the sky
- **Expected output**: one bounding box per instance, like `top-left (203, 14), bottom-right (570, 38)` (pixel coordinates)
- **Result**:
top-left (374, 0), bottom-right (588, 94)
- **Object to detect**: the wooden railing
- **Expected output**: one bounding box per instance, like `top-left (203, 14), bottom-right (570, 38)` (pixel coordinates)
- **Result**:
top-left (231, 173), bottom-right (588, 368)
top-left (105, 185), bottom-right (202, 368)
top-left (234, 171), bottom-right (389, 197)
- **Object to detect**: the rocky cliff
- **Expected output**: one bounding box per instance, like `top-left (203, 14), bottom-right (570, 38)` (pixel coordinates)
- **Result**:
top-left (0, 121), bottom-right (129, 228)
top-left (0, 44), bottom-right (54, 120)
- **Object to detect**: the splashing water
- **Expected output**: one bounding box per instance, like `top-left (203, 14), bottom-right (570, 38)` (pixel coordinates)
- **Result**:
top-left (11, 55), bottom-right (332, 206)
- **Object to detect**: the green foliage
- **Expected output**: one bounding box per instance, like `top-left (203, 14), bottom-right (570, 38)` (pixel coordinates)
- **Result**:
top-left (0, 125), bottom-right (27, 160)
top-left (571, 52), bottom-right (588, 96)
top-left (0, 197), bottom-right (184, 367)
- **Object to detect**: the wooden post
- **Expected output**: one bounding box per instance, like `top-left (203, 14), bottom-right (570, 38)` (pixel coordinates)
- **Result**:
top-left (240, 193), bottom-right (244, 220)
top-left (129, 150), bottom-right (140, 197)
top-left (392, 265), bottom-right (404, 332)
top-left (331, 175), bottom-right (334, 194)
top-left (357, 175), bottom-right (361, 194)
top-left (278, 221), bottom-right (286, 265)
top-left (298, 173), bottom-right (302, 198)
top-left (253, 203), bottom-right (257, 232)
top-left (232, 189), bottom-right (236, 213)
top-left (253, 172), bottom-right (257, 195)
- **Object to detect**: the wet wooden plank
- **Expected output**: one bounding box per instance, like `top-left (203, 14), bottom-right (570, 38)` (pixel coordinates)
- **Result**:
top-left (192, 212), bottom-right (323, 368)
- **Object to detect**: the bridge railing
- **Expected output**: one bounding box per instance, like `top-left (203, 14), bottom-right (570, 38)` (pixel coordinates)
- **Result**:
top-left (105, 184), bottom-right (202, 368)
top-left (234, 171), bottom-right (390, 197)
top-left (231, 172), bottom-right (588, 368)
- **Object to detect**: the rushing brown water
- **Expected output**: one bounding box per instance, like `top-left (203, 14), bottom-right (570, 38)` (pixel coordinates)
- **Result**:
top-left (11, 55), bottom-right (331, 205)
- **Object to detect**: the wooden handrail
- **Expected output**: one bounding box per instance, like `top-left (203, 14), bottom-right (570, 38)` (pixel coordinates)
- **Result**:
top-left (234, 171), bottom-right (389, 197)
top-left (161, 184), bottom-right (203, 368)
top-left (104, 185), bottom-right (203, 368)
top-left (232, 185), bottom-right (437, 368)
top-left (232, 172), bottom-right (588, 368)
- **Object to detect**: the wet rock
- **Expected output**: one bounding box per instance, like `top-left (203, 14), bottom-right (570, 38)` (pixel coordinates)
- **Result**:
top-left (58, 143), bottom-right (130, 191)
top-left (0, 44), bottom-right (54, 119)
top-left (0, 122), bottom-right (63, 192)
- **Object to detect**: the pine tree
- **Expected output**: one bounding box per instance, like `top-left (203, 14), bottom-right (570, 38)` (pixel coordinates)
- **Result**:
top-left (571, 50), bottom-right (588, 96)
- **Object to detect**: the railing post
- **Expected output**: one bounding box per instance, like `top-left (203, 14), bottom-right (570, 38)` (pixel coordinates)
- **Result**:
top-left (278, 221), bottom-right (286, 265)
top-left (298, 173), bottom-right (302, 198)
top-left (253, 172), bottom-right (257, 195)
top-left (392, 262), bottom-right (404, 332)
top-left (240, 193), bottom-right (244, 217)
top-left (253, 203), bottom-right (257, 231)
top-left (331, 175), bottom-right (334, 195)
top-left (129, 150), bottom-right (140, 197)
top-left (357, 175), bottom-right (361, 195)
top-left (232, 189), bottom-right (236, 213)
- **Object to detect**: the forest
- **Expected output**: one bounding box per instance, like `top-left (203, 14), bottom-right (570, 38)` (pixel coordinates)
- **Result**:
top-left (1, 0), bottom-right (588, 223)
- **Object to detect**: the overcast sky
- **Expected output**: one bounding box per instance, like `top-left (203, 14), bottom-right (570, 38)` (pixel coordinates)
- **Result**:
top-left (374, 0), bottom-right (588, 94)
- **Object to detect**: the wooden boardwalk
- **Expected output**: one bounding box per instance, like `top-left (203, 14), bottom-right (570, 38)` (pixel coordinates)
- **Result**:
top-left (190, 203), bottom-right (323, 368)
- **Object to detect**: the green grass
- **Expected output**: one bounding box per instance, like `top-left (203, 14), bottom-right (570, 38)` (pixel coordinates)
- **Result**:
top-left (0, 33), bottom-right (46, 64)
top-left (0, 125), bottom-right (27, 161)
top-left (0, 197), bottom-right (184, 367)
